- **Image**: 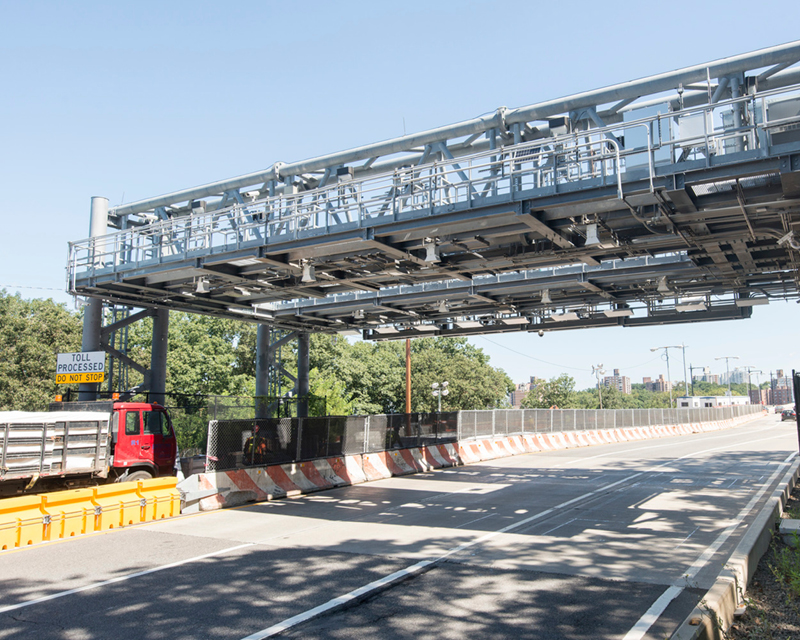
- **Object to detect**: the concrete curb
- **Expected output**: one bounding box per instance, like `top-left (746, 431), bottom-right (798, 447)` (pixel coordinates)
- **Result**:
top-left (670, 457), bottom-right (800, 639)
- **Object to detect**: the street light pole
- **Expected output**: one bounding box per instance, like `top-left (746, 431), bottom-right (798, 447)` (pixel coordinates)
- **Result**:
top-left (680, 343), bottom-right (688, 396)
top-left (431, 381), bottom-right (449, 412)
top-left (651, 346), bottom-right (683, 407)
top-left (715, 355), bottom-right (740, 396)
top-left (741, 366), bottom-right (762, 402)
top-left (592, 364), bottom-right (605, 409)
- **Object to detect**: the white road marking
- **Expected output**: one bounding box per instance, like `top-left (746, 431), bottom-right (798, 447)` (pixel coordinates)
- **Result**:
top-left (673, 526), bottom-right (699, 550)
top-left (242, 428), bottom-right (796, 640)
top-left (0, 543), bottom-right (255, 615)
top-left (453, 513), bottom-right (496, 529)
top-left (622, 585), bottom-right (683, 640)
top-left (622, 457), bottom-right (792, 640)
top-left (239, 472), bottom-right (645, 639)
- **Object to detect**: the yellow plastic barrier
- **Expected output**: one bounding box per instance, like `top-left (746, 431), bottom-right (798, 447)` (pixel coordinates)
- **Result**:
top-left (0, 496), bottom-right (30, 550)
top-left (0, 476), bottom-right (182, 551)
top-left (41, 488), bottom-right (94, 540)
top-left (137, 477), bottom-right (180, 521)
top-left (91, 483), bottom-right (136, 531)
top-left (0, 495), bottom-right (48, 548)
top-left (118, 481), bottom-right (146, 527)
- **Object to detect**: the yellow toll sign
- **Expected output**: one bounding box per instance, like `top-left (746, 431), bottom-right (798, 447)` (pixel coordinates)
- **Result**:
top-left (56, 372), bottom-right (106, 385)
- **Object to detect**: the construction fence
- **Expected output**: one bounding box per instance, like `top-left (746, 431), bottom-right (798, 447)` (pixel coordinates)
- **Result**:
top-left (206, 404), bottom-right (762, 473)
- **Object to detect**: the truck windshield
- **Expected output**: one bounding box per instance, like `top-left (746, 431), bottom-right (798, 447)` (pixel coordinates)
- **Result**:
top-left (143, 410), bottom-right (172, 437)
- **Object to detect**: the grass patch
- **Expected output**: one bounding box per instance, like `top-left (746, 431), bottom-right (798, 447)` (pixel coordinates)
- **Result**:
top-left (769, 532), bottom-right (800, 600)
top-left (784, 504), bottom-right (800, 520)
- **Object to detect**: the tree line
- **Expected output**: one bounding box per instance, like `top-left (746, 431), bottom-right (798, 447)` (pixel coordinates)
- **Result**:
top-left (0, 291), bottom-right (514, 418)
top-left (1, 290), bottom-right (761, 448)
top-left (519, 373), bottom-right (755, 410)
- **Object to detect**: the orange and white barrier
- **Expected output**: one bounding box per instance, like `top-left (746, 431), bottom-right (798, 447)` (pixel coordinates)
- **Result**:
top-left (182, 412), bottom-right (763, 513)
top-left (182, 443), bottom-right (459, 513)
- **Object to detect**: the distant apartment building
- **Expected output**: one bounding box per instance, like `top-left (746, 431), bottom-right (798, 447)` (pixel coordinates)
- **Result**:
top-left (768, 369), bottom-right (795, 405)
top-left (644, 374), bottom-right (671, 393)
top-left (749, 389), bottom-right (769, 405)
top-left (603, 368), bottom-right (631, 394)
top-left (692, 367), bottom-right (721, 385)
top-left (510, 383), bottom-right (530, 408)
top-left (722, 369), bottom-right (747, 385)
top-left (510, 376), bottom-right (545, 407)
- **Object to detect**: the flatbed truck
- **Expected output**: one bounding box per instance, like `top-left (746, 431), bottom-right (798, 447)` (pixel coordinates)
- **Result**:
top-left (0, 401), bottom-right (177, 497)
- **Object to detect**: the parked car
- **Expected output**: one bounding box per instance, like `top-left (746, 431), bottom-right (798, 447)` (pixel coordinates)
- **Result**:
top-left (781, 408), bottom-right (796, 421)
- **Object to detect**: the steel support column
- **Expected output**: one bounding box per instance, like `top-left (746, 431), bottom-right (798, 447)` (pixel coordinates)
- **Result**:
top-left (297, 332), bottom-right (310, 417)
top-left (255, 324), bottom-right (269, 418)
top-left (149, 308), bottom-right (169, 405)
top-left (78, 196), bottom-right (108, 401)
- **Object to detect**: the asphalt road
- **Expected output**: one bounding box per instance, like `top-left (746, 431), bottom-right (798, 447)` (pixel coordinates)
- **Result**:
top-left (1, 414), bottom-right (796, 640)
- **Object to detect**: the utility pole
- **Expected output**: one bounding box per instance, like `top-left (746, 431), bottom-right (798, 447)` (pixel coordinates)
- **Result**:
top-left (680, 343), bottom-right (688, 396)
top-left (592, 364), bottom-right (605, 409)
top-left (770, 371), bottom-right (775, 405)
top-left (715, 355), bottom-right (739, 396)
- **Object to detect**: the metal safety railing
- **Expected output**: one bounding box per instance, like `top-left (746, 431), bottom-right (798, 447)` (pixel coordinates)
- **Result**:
top-left (204, 404), bottom-right (762, 472)
top-left (67, 83), bottom-right (800, 286)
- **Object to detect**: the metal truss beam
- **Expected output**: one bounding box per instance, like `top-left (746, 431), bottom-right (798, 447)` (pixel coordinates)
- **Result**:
top-left (104, 41), bottom-right (800, 223)
top-left (68, 42), bottom-right (800, 344)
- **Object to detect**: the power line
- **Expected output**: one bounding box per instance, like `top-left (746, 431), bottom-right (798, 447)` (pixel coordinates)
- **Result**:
top-left (475, 335), bottom-right (661, 373)
top-left (1, 284), bottom-right (65, 292)
top-left (475, 336), bottom-right (593, 371)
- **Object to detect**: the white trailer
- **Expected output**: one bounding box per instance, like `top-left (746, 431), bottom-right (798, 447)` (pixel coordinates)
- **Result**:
top-left (0, 410), bottom-right (112, 495)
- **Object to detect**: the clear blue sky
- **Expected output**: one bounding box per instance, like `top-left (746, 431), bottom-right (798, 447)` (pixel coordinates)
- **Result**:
top-left (1, 0), bottom-right (797, 390)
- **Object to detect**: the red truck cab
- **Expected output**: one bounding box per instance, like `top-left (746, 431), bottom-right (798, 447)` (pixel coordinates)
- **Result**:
top-left (111, 402), bottom-right (177, 480)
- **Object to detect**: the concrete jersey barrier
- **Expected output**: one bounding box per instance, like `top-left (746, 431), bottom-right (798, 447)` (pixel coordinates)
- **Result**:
top-left (180, 412), bottom-right (763, 513)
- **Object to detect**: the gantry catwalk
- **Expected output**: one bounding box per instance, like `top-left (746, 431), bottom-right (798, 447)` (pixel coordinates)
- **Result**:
top-left (69, 41), bottom-right (800, 404)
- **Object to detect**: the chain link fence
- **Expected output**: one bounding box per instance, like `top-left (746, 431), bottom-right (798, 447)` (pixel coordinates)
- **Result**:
top-left (205, 405), bottom-right (760, 472)
top-left (207, 412), bottom-right (458, 472)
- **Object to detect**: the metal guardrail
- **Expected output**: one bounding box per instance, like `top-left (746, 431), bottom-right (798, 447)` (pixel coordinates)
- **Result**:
top-left (67, 84), bottom-right (800, 288)
top-left (205, 405), bottom-right (762, 472)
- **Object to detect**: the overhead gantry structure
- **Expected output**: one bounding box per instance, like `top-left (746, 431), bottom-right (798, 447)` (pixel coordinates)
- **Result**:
top-left (69, 41), bottom-right (800, 406)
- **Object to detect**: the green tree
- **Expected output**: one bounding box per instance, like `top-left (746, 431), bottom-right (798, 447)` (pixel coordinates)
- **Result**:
top-left (306, 334), bottom-right (513, 414)
top-left (0, 291), bottom-right (82, 411)
top-left (406, 337), bottom-right (514, 412)
top-left (309, 367), bottom-right (354, 416)
top-left (521, 374), bottom-right (576, 409)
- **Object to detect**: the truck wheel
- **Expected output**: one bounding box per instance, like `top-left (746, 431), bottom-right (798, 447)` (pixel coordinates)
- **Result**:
top-left (125, 471), bottom-right (154, 482)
